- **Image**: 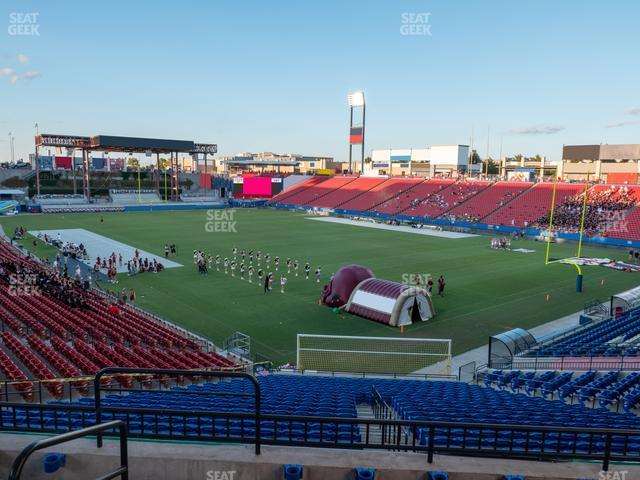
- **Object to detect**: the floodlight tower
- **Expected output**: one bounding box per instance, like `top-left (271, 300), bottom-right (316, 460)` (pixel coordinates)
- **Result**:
top-left (348, 91), bottom-right (366, 174)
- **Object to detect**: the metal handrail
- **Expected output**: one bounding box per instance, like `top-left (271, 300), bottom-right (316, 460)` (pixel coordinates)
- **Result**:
top-left (7, 420), bottom-right (128, 480)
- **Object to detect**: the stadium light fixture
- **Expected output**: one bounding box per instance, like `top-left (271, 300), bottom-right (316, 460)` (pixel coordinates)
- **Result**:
top-left (348, 91), bottom-right (365, 107)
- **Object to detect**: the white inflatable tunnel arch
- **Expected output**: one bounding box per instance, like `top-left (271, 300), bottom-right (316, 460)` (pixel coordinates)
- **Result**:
top-left (344, 278), bottom-right (435, 327)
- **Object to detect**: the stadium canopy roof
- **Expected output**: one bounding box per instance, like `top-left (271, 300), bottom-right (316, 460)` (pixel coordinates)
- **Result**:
top-left (488, 328), bottom-right (537, 368)
top-left (221, 159), bottom-right (300, 166)
top-left (35, 133), bottom-right (217, 154)
top-left (0, 189), bottom-right (27, 195)
top-left (33, 133), bottom-right (217, 200)
top-left (611, 286), bottom-right (640, 314)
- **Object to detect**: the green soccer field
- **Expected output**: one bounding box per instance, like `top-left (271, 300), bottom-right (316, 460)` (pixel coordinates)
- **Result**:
top-left (1, 209), bottom-right (638, 366)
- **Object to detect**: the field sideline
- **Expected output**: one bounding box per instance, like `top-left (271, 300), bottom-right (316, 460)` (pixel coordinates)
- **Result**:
top-left (1, 209), bottom-right (638, 365)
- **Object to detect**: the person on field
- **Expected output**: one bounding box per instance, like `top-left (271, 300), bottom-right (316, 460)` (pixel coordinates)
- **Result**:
top-left (280, 274), bottom-right (287, 293)
top-left (438, 275), bottom-right (446, 297)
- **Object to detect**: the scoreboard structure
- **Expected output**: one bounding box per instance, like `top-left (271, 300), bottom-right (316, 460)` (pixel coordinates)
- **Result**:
top-left (231, 175), bottom-right (284, 199)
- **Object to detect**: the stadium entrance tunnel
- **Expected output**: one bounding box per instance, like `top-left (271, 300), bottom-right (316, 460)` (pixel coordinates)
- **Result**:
top-left (321, 264), bottom-right (375, 308)
top-left (344, 278), bottom-right (435, 327)
top-left (488, 328), bottom-right (537, 368)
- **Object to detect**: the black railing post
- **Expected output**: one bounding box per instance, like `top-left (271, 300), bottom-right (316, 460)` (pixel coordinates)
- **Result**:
top-left (255, 375), bottom-right (261, 455)
top-left (603, 431), bottom-right (612, 471)
top-left (93, 372), bottom-right (104, 448)
top-left (119, 421), bottom-right (130, 480)
top-left (427, 425), bottom-right (435, 463)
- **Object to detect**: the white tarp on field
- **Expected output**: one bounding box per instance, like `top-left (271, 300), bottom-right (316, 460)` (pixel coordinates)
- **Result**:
top-left (30, 228), bottom-right (182, 273)
top-left (306, 217), bottom-right (477, 239)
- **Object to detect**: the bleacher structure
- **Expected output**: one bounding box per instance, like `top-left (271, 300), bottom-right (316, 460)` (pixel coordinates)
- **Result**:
top-left (270, 176), bottom-right (640, 241)
top-left (3, 372), bottom-right (640, 467)
top-left (0, 240), bottom-right (241, 402)
top-left (109, 189), bottom-right (162, 204)
top-left (527, 307), bottom-right (640, 358)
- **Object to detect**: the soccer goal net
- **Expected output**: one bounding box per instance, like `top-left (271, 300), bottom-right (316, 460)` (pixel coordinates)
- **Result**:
top-left (296, 334), bottom-right (452, 375)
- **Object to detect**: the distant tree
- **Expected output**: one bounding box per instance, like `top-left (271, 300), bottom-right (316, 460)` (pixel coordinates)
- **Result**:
top-left (127, 157), bottom-right (139, 169)
top-left (1, 176), bottom-right (28, 188)
top-left (469, 150), bottom-right (482, 165)
top-left (483, 158), bottom-right (499, 175)
top-left (364, 156), bottom-right (372, 164)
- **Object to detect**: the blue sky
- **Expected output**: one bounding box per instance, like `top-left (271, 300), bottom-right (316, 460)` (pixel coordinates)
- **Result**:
top-left (1, 0), bottom-right (639, 164)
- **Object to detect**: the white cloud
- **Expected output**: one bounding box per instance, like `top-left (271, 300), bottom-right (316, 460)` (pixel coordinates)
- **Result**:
top-left (22, 71), bottom-right (41, 80)
top-left (605, 120), bottom-right (640, 128)
top-left (0, 68), bottom-right (41, 84)
top-left (625, 107), bottom-right (640, 116)
top-left (17, 53), bottom-right (29, 65)
top-left (509, 125), bottom-right (565, 135)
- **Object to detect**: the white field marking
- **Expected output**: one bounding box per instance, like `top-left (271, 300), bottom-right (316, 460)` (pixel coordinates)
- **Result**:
top-left (30, 228), bottom-right (182, 273)
top-left (305, 217), bottom-right (477, 239)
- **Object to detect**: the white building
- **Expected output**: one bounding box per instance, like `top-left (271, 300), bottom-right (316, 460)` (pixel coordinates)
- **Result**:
top-left (366, 145), bottom-right (471, 177)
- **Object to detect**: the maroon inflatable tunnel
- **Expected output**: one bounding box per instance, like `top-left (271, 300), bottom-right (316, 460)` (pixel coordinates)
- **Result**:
top-left (321, 264), bottom-right (375, 308)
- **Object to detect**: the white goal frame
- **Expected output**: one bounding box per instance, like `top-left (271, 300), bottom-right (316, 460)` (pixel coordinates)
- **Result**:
top-left (296, 334), bottom-right (452, 375)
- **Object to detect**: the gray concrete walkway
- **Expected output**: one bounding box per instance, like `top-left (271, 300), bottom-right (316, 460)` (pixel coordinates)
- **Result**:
top-left (0, 433), bottom-right (632, 480)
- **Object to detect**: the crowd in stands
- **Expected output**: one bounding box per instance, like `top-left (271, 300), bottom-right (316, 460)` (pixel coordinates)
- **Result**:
top-left (441, 211), bottom-right (482, 223)
top-left (400, 182), bottom-right (488, 217)
top-left (0, 258), bottom-right (88, 308)
top-left (532, 185), bottom-right (637, 235)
